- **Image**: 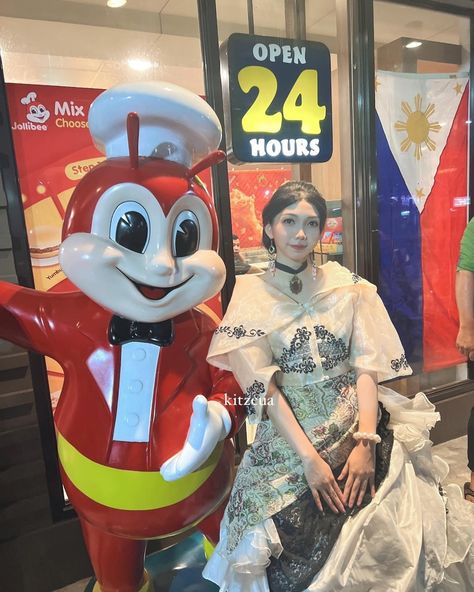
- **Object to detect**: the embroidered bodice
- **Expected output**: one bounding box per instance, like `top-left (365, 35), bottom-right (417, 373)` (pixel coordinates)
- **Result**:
top-left (208, 262), bottom-right (411, 423)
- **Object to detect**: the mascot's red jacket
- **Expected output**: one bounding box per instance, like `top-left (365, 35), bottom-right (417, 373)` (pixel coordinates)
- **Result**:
top-left (0, 283), bottom-right (243, 536)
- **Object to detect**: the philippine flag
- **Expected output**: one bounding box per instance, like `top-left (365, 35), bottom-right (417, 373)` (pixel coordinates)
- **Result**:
top-left (375, 71), bottom-right (469, 373)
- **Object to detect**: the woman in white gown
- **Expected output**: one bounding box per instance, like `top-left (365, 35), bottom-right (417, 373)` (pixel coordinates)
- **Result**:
top-left (202, 181), bottom-right (474, 592)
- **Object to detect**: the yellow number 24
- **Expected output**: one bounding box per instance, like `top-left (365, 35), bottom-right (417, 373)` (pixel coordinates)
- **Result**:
top-left (237, 66), bottom-right (326, 135)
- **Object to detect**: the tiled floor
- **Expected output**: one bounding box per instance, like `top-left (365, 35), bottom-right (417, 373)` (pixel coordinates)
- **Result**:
top-left (55, 436), bottom-right (472, 592)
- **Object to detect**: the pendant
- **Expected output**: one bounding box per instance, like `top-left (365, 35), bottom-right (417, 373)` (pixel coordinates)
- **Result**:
top-left (290, 275), bottom-right (303, 294)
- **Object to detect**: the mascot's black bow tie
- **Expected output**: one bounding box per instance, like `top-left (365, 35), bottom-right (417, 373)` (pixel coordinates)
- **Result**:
top-left (108, 315), bottom-right (174, 346)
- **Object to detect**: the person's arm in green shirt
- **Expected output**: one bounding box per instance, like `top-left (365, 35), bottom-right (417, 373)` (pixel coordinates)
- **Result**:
top-left (456, 218), bottom-right (474, 357)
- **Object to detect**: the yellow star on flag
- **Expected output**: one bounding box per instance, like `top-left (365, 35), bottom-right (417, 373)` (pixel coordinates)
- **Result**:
top-left (454, 82), bottom-right (463, 95)
top-left (415, 188), bottom-right (425, 199)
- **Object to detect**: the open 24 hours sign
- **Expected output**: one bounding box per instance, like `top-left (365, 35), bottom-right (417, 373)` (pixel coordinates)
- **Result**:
top-left (221, 33), bottom-right (332, 164)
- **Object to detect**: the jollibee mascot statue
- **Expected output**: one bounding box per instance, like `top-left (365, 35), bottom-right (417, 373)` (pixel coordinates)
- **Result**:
top-left (0, 82), bottom-right (246, 591)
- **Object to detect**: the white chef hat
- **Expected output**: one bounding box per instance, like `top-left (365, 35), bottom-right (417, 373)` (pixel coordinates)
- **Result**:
top-left (88, 81), bottom-right (222, 168)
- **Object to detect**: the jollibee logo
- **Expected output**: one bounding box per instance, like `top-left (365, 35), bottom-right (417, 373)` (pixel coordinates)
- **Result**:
top-left (13, 90), bottom-right (88, 132)
top-left (21, 92), bottom-right (51, 124)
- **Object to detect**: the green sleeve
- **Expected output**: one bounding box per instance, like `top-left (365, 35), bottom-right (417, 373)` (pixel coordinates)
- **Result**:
top-left (458, 218), bottom-right (474, 272)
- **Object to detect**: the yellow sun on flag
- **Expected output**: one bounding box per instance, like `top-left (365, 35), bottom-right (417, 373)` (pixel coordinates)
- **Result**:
top-left (394, 94), bottom-right (441, 160)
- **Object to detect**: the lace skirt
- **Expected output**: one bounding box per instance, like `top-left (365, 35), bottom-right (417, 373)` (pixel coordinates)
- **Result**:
top-left (202, 388), bottom-right (474, 592)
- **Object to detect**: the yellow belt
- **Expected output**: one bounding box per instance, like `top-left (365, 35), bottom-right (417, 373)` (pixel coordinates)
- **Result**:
top-left (57, 431), bottom-right (223, 511)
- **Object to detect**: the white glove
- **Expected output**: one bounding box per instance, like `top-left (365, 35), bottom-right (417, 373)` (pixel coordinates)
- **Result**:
top-left (160, 394), bottom-right (231, 482)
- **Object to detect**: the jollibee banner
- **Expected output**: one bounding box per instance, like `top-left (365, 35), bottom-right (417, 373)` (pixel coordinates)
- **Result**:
top-left (7, 84), bottom-right (104, 293)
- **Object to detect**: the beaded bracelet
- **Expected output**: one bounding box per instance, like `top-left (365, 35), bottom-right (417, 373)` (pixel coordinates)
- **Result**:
top-left (353, 431), bottom-right (381, 444)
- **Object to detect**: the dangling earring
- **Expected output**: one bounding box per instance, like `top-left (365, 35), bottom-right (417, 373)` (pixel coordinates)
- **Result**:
top-left (268, 240), bottom-right (276, 276)
top-left (311, 251), bottom-right (318, 280)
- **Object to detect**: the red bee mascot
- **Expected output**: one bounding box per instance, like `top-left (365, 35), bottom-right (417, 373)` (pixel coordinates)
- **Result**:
top-left (0, 82), bottom-right (245, 592)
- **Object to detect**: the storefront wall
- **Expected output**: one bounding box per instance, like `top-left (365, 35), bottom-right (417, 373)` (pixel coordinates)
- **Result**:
top-left (0, 1), bottom-right (472, 590)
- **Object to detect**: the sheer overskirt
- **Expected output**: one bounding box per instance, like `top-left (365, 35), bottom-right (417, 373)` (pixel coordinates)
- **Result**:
top-left (203, 389), bottom-right (474, 592)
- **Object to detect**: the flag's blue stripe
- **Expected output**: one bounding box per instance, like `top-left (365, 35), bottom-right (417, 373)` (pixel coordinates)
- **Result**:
top-left (375, 113), bottom-right (423, 369)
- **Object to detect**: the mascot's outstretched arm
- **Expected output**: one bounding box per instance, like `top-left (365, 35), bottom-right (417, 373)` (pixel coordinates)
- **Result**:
top-left (0, 281), bottom-right (62, 358)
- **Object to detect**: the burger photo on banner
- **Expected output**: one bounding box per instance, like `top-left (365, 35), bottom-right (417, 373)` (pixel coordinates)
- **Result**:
top-left (228, 168), bottom-right (292, 275)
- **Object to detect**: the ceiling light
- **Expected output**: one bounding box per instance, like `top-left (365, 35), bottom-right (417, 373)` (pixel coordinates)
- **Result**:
top-left (107, 0), bottom-right (127, 7)
top-left (128, 59), bottom-right (153, 72)
top-left (405, 41), bottom-right (422, 49)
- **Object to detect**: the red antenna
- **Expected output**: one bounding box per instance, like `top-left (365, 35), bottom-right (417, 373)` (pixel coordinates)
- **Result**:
top-left (186, 150), bottom-right (226, 178)
top-left (127, 112), bottom-right (139, 169)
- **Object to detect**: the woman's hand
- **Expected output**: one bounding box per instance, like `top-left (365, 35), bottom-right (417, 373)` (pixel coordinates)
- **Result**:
top-left (338, 441), bottom-right (375, 508)
top-left (302, 452), bottom-right (346, 514)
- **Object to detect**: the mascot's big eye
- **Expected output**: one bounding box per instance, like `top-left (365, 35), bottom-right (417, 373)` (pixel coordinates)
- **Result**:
top-left (172, 210), bottom-right (199, 257)
top-left (110, 201), bottom-right (150, 253)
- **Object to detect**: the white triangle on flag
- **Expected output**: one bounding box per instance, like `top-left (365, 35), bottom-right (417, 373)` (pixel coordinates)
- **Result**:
top-left (375, 71), bottom-right (468, 213)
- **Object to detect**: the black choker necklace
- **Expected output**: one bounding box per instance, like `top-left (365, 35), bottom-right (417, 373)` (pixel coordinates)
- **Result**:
top-left (274, 260), bottom-right (308, 294)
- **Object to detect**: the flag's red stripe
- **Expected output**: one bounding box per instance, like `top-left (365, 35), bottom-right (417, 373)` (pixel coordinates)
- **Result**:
top-left (421, 87), bottom-right (469, 372)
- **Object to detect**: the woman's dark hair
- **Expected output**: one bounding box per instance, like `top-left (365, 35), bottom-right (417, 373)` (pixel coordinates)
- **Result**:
top-left (261, 181), bottom-right (327, 250)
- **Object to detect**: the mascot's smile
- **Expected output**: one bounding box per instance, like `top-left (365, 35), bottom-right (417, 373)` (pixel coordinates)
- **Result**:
top-left (117, 268), bottom-right (194, 301)
top-left (133, 276), bottom-right (194, 301)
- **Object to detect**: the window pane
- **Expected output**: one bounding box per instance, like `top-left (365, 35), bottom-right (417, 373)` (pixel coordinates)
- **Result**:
top-left (374, 2), bottom-right (470, 394)
top-left (216, 0), bottom-right (346, 276)
top-left (307, 2), bottom-right (344, 266)
top-left (216, 0), bottom-right (348, 441)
